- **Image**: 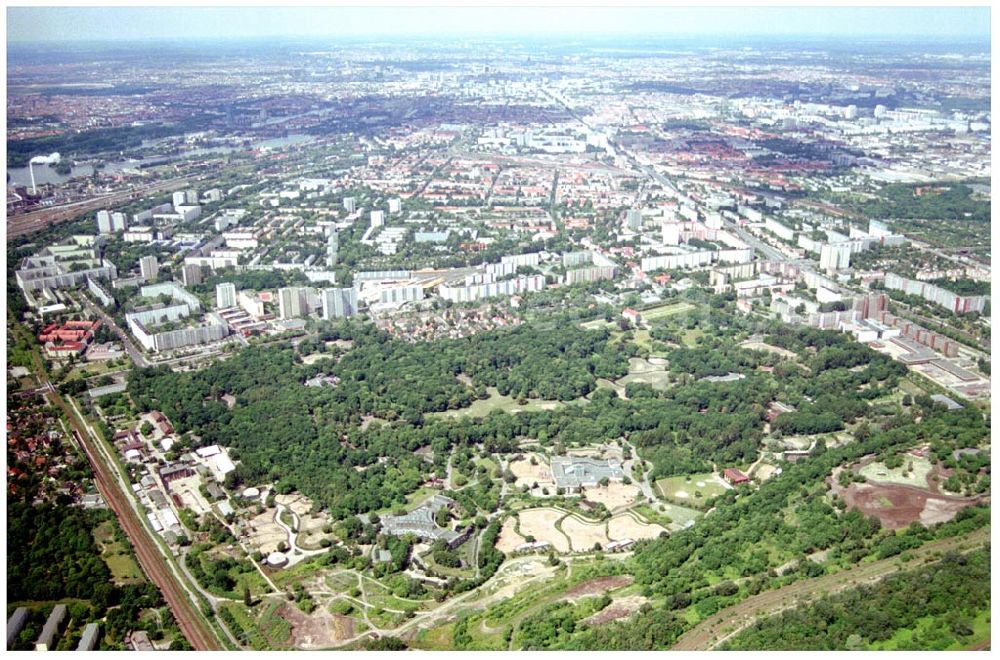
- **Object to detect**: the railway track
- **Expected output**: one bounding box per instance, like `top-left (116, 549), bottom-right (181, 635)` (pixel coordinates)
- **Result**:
top-left (58, 396), bottom-right (223, 650)
top-left (671, 526), bottom-right (990, 651)
top-left (7, 176), bottom-right (197, 239)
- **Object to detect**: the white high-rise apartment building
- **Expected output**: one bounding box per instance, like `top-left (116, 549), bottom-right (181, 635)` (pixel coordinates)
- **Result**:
top-left (139, 255), bottom-right (159, 281)
top-left (216, 282), bottom-right (237, 309)
top-left (321, 287), bottom-right (358, 320)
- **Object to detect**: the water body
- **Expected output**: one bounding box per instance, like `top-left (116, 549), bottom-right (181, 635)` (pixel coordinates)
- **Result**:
top-left (6, 133), bottom-right (315, 187)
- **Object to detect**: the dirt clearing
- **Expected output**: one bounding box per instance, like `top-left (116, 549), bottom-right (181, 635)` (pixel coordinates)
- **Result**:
top-left (607, 513), bottom-right (667, 540)
top-left (581, 481), bottom-right (640, 509)
top-left (561, 515), bottom-right (609, 551)
top-left (508, 454), bottom-right (553, 490)
top-left (584, 595), bottom-right (648, 626)
top-left (280, 601), bottom-right (355, 649)
top-left (496, 518), bottom-right (526, 553)
top-left (564, 575), bottom-right (633, 599)
top-left (517, 508), bottom-right (570, 552)
top-left (835, 480), bottom-right (984, 530)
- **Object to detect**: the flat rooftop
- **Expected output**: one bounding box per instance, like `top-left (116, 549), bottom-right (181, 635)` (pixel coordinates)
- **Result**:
top-left (550, 456), bottom-right (624, 489)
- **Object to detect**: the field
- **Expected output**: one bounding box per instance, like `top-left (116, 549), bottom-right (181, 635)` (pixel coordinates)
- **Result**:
top-left (655, 473), bottom-right (730, 507)
top-left (580, 481), bottom-right (641, 509)
top-left (517, 508), bottom-right (570, 552)
top-left (617, 369), bottom-right (673, 391)
top-left (279, 599), bottom-right (355, 649)
top-left (580, 318), bottom-right (618, 331)
top-left (681, 328), bottom-right (704, 347)
top-left (428, 387), bottom-right (574, 419)
top-left (507, 453), bottom-right (553, 490)
top-left (561, 515), bottom-right (609, 551)
top-left (635, 501), bottom-right (703, 531)
top-left (641, 301), bottom-right (697, 321)
top-left (94, 519), bottom-right (145, 585)
top-left (301, 353), bottom-right (334, 366)
top-left (496, 518), bottom-right (526, 553)
top-left (829, 473), bottom-right (987, 530)
top-left (605, 511), bottom-right (667, 541)
top-left (221, 602), bottom-right (271, 650)
top-left (740, 341), bottom-right (797, 359)
top-left (858, 456), bottom-right (934, 488)
top-left (257, 600), bottom-right (293, 647)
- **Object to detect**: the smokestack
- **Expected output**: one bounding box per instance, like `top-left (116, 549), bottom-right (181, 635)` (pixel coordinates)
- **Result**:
top-left (29, 152), bottom-right (61, 193)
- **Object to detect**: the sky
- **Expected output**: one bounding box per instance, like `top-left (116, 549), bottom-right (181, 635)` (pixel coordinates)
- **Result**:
top-left (6, 6), bottom-right (991, 44)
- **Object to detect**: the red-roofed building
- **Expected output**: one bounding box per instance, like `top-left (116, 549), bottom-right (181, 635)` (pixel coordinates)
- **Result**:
top-left (44, 341), bottom-right (86, 358)
top-left (723, 468), bottom-right (750, 486)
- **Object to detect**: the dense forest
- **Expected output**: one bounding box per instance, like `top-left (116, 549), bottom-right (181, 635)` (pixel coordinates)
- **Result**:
top-left (836, 183), bottom-right (989, 223)
top-left (7, 503), bottom-right (117, 604)
top-left (126, 320), bottom-right (917, 519)
top-left (721, 548), bottom-right (990, 650)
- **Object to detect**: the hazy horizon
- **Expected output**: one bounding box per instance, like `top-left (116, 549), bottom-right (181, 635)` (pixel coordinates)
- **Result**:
top-left (7, 6), bottom-right (991, 44)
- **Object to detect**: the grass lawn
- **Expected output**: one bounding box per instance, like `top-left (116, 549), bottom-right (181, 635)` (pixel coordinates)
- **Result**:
top-left (326, 572), bottom-right (357, 592)
top-left (362, 577), bottom-right (433, 610)
top-left (898, 378), bottom-right (926, 397)
top-left (680, 328), bottom-right (704, 347)
top-left (427, 387), bottom-right (579, 420)
top-left (257, 599), bottom-right (292, 647)
top-left (580, 318), bottom-right (618, 331)
top-left (858, 455), bottom-right (933, 488)
top-left (636, 501), bottom-right (703, 531)
top-left (475, 456), bottom-right (499, 476)
top-left (631, 329), bottom-right (653, 351)
top-left (866, 610), bottom-right (990, 651)
top-left (617, 370), bottom-right (672, 391)
top-left (655, 473), bottom-right (729, 508)
top-left (412, 622), bottom-right (456, 650)
top-left (94, 520), bottom-right (145, 585)
top-left (641, 301), bottom-right (697, 321)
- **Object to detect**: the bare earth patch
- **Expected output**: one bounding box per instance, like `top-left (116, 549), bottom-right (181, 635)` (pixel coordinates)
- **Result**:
top-left (517, 508), bottom-right (570, 553)
top-left (561, 515), bottom-right (610, 551)
top-left (607, 513), bottom-right (667, 541)
top-left (496, 518), bottom-right (526, 554)
top-left (754, 464), bottom-right (780, 482)
top-left (584, 595), bottom-right (649, 626)
top-left (581, 482), bottom-right (640, 509)
top-left (245, 509), bottom-right (287, 554)
top-left (279, 601), bottom-right (355, 649)
top-left (564, 575), bottom-right (633, 599)
top-left (276, 493), bottom-right (315, 517)
top-left (509, 454), bottom-right (553, 490)
top-left (835, 480), bottom-right (984, 530)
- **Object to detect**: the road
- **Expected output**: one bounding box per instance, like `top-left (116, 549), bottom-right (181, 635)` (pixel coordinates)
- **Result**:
top-left (621, 439), bottom-right (657, 503)
top-left (74, 293), bottom-right (151, 367)
top-left (671, 526), bottom-right (990, 651)
top-left (273, 503), bottom-right (328, 566)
